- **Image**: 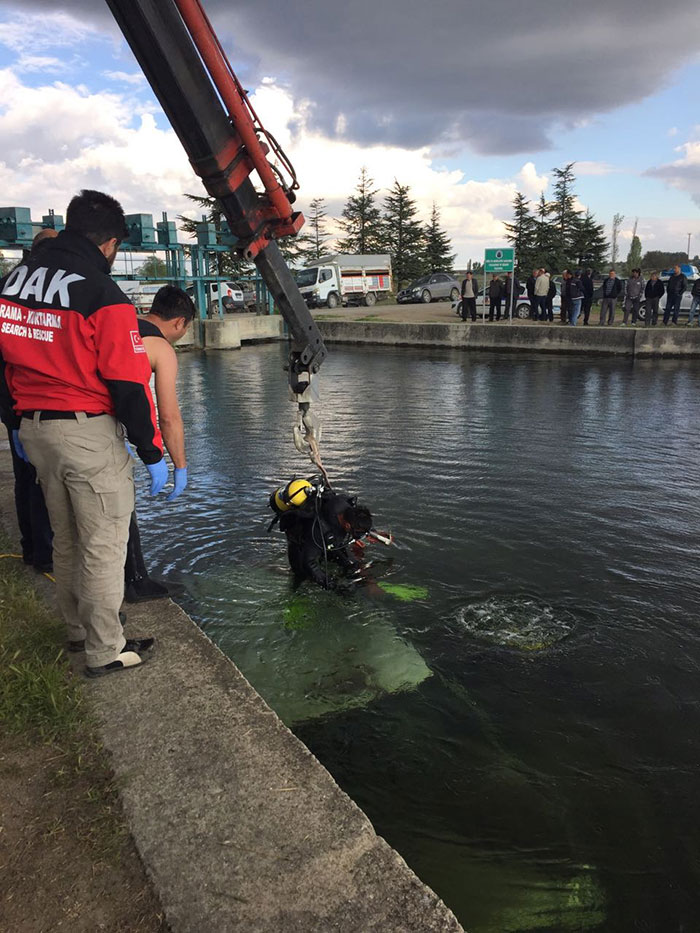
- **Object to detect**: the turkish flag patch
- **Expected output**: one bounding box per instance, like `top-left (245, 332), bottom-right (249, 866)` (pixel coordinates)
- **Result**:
top-left (130, 330), bottom-right (146, 354)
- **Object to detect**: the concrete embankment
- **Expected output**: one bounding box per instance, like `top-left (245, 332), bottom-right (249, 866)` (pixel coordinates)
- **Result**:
top-left (315, 320), bottom-right (700, 357)
top-left (0, 447), bottom-right (462, 933)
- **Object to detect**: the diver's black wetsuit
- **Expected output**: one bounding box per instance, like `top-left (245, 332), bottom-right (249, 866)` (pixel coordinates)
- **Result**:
top-left (280, 490), bottom-right (361, 589)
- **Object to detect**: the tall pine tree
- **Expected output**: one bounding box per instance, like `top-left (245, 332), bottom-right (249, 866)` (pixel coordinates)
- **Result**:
top-left (550, 162), bottom-right (581, 270)
top-left (337, 167), bottom-right (385, 254)
top-left (382, 180), bottom-right (426, 288)
top-left (504, 191), bottom-right (537, 275)
top-left (570, 210), bottom-right (609, 271)
top-left (178, 193), bottom-right (252, 278)
top-left (300, 197), bottom-right (330, 262)
top-left (532, 192), bottom-right (557, 271)
top-left (423, 203), bottom-right (455, 275)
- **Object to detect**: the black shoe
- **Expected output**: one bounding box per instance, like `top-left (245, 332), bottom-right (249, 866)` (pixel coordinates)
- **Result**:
top-left (124, 636), bottom-right (155, 655)
top-left (125, 576), bottom-right (170, 603)
top-left (34, 561), bottom-right (54, 573)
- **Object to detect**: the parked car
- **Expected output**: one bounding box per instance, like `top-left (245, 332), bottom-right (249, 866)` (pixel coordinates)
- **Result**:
top-left (639, 290), bottom-right (694, 323)
top-left (397, 272), bottom-right (460, 304)
top-left (133, 283), bottom-right (165, 313)
top-left (451, 282), bottom-right (561, 319)
top-left (232, 280), bottom-right (257, 309)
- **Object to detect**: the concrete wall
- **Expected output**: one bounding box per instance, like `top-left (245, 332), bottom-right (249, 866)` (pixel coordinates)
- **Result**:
top-left (316, 321), bottom-right (700, 357)
top-left (201, 315), bottom-right (283, 350)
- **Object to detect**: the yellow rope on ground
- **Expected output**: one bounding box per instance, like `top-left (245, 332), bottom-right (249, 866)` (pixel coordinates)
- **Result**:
top-left (0, 553), bottom-right (55, 582)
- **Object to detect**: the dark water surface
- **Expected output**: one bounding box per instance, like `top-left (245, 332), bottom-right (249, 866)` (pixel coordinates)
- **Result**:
top-left (137, 344), bottom-right (700, 932)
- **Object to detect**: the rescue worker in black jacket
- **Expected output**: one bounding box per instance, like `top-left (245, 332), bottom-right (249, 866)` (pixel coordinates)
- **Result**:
top-left (271, 479), bottom-right (373, 590)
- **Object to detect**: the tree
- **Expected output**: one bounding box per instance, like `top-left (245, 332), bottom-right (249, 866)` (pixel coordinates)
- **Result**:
top-left (610, 213), bottom-right (624, 266)
top-left (382, 180), bottom-right (425, 288)
top-left (337, 167), bottom-right (385, 254)
top-left (504, 191), bottom-right (537, 275)
top-left (641, 249), bottom-right (689, 272)
top-left (570, 210), bottom-right (609, 272)
top-left (137, 255), bottom-right (168, 280)
top-left (178, 192), bottom-right (252, 278)
top-left (625, 234), bottom-right (642, 272)
top-left (532, 192), bottom-right (558, 271)
top-left (303, 197), bottom-right (329, 262)
top-left (0, 251), bottom-right (15, 276)
top-left (423, 203), bottom-right (455, 275)
top-left (549, 162), bottom-right (581, 270)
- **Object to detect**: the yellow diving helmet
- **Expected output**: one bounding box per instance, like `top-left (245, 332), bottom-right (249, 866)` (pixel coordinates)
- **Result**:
top-left (270, 478), bottom-right (314, 514)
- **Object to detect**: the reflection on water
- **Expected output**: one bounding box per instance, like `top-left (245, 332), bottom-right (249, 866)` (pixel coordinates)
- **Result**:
top-left (136, 345), bottom-right (700, 932)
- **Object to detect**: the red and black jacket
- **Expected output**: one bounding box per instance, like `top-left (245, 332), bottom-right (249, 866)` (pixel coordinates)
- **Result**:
top-left (0, 230), bottom-right (163, 464)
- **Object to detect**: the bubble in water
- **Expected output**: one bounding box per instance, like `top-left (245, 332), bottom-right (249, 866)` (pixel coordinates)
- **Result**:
top-left (457, 596), bottom-right (575, 651)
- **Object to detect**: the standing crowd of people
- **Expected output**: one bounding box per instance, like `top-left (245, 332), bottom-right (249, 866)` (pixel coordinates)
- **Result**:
top-left (458, 263), bottom-right (699, 327)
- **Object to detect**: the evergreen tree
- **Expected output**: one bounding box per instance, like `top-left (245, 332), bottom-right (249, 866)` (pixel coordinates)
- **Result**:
top-left (305, 197), bottom-right (329, 261)
top-left (532, 193), bottom-right (558, 271)
top-left (337, 167), bottom-right (385, 254)
top-left (178, 193), bottom-right (253, 278)
top-left (423, 203), bottom-right (455, 275)
top-left (550, 162), bottom-right (581, 270)
top-left (382, 180), bottom-right (426, 288)
top-left (504, 191), bottom-right (537, 275)
top-left (570, 210), bottom-right (609, 272)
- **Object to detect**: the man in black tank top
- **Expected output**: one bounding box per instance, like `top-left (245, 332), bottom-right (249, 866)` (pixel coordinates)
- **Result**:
top-left (125, 286), bottom-right (195, 601)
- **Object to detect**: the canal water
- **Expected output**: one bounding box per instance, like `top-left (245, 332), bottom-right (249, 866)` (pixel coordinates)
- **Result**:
top-left (137, 343), bottom-right (700, 932)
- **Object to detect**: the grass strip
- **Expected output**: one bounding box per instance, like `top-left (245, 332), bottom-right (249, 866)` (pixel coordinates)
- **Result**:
top-left (0, 548), bottom-right (131, 860)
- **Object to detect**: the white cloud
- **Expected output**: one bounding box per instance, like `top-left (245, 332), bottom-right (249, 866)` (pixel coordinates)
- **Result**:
top-left (645, 131), bottom-right (700, 207)
top-left (0, 70), bottom-right (691, 266)
top-left (0, 69), bottom-right (195, 219)
top-left (102, 70), bottom-right (146, 86)
top-left (0, 10), bottom-right (99, 53)
top-left (576, 161), bottom-right (615, 176)
top-left (14, 54), bottom-right (66, 73)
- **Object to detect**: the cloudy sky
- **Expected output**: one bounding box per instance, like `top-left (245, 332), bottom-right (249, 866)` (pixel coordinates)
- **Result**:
top-left (0, 0), bottom-right (699, 264)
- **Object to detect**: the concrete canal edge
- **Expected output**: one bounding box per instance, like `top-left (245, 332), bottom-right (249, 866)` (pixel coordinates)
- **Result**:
top-left (315, 320), bottom-right (700, 357)
top-left (0, 448), bottom-right (463, 933)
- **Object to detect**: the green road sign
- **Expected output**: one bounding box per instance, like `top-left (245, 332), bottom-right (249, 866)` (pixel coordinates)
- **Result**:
top-left (484, 247), bottom-right (515, 273)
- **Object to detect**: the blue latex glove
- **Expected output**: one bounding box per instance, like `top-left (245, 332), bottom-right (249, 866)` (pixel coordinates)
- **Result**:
top-left (166, 466), bottom-right (188, 501)
top-left (12, 429), bottom-right (28, 462)
top-left (124, 439), bottom-right (135, 458)
top-left (146, 458), bottom-right (168, 496)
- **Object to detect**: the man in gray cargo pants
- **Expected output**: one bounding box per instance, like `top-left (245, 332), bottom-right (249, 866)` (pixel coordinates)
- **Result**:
top-left (20, 413), bottom-right (134, 668)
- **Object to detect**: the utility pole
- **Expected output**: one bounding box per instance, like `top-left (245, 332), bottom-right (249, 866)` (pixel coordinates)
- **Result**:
top-left (688, 233), bottom-right (692, 258)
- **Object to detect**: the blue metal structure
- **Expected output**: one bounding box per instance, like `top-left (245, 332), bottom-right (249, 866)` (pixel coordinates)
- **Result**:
top-left (0, 206), bottom-right (275, 317)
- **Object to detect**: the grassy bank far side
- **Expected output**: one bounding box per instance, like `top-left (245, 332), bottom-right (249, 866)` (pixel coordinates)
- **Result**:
top-left (0, 546), bottom-right (167, 933)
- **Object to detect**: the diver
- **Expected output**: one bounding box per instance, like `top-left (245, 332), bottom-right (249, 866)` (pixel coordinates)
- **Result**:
top-left (269, 478), bottom-right (373, 591)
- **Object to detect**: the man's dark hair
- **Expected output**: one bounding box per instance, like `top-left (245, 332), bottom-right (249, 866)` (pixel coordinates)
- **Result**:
top-left (150, 285), bottom-right (196, 323)
top-left (343, 504), bottom-right (373, 537)
top-left (632, 268), bottom-right (641, 275)
top-left (65, 189), bottom-right (128, 245)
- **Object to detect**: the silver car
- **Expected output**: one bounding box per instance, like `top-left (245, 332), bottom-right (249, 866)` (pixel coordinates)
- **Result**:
top-left (397, 272), bottom-right (460, 304)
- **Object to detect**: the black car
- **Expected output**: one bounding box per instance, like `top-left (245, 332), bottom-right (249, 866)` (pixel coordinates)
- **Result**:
top-left (397, 272), bottom-right (460, 304)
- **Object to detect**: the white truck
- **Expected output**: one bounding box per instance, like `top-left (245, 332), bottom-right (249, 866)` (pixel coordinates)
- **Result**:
top-left (295, 254), bottom-right (392, 308)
